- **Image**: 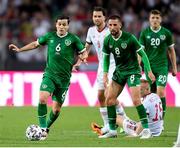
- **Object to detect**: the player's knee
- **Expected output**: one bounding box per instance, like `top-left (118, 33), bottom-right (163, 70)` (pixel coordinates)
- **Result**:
top-left (53, 109), bottom-right (60, 115)
top-left (106, 97), bottom-right (116, 106)
top-left (132, 99), bottom-right (141, 106)
top-left (39, 94), bottom-right (48, 104)
top-left (157, 89), bottom-right (165, 98)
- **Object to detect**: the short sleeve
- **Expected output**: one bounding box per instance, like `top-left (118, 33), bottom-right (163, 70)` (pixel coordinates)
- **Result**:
top-left (166, 30), bottom-right (174, 47)
top-left (139, 30), bottom-right (145, 47)
top-left (86, 28), bottom-right (92, 44)
top-left (38, 32), bottom-right (50, 45)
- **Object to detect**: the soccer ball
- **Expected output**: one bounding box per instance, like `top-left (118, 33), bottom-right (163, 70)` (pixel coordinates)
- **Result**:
top-left (25, 125), bottom-right (42, 141)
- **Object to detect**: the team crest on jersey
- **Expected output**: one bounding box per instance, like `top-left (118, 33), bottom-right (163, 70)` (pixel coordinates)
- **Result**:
top-left (65, 39), bottom-right (71, 46)
top-left (121, 43), bottom-right (127, 49)
top-left (160, 35), bottom-right (166, 40)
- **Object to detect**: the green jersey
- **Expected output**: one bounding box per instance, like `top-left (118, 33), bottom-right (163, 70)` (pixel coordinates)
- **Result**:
top-left (38, 32), bottom-right (84, 79)
top-left (139, 26), bottom-right (174, 69)
top-left (103, 31), bottom-right (141, 74)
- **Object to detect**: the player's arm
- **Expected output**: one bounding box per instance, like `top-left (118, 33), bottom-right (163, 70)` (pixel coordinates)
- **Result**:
top-left (137, 48), bottom-right (155, 83)
top-left (9, 41), bottom-right (39, 52)
top-left (103, 36), bottom-right (111, 88)
top-left (168, 46), bottom-right (177, 76)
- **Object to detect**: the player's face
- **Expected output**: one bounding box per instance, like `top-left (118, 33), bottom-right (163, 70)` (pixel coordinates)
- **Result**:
top-left (140, 81), bottom-right (149, 97)
top-left (56, 19), bottom-right (69, 36)
top-left (92, 11), bottom-right (105, 26)
top-left (149, 14), bottom-right (162, 29)
top-left (108, 19), bottom-right (122, 37)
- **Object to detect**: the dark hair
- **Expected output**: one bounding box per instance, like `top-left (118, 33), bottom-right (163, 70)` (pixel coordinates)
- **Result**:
top-left (108, 15), bottom-right (122, 22)
top-left (93, 6), bottom-right (106, 16)
top-left (150, 9), bottom-right (161, 16)
top-left (56, 15), bottom-right (70, 24)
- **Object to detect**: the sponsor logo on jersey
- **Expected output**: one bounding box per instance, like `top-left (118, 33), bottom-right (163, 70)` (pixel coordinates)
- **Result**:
top-left (65, 39), bottom-right (71, 46)
top-left (50, 40), bottom-right (54, 43)
top-left (109, 45), bottom-right (113, 48)
top-left (42, 84), bottom-right (47, 89)
top-left (121, 43), bottom-right (127, 49)
top-left (160, 35), bottom-right (166, 40)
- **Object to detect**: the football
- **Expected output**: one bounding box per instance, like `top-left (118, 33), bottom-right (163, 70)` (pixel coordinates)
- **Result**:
top-left (25, 125), bottom-right (42, 141)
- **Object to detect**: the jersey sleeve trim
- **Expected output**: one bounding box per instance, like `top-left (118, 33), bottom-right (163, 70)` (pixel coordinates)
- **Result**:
top-left (78, 48), bottom-right (86, 54)
top-left (86, 41), bottom-right (93, 45)
top-left (136, 46), bottom-right (144, 52)
top-left (169, 43), bottom-right (175, 48)
top-left (102, 51), bottom-right (110, 55)
top-left (37, 39), bottom-right (40, 45)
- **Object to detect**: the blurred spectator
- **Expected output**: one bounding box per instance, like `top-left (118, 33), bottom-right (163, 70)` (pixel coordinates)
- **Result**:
top-left (0, 0), bottom-right (179, 71)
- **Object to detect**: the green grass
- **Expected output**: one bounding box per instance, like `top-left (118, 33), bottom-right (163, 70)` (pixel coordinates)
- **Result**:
top-left (0, 106), bottom-right (179, 147)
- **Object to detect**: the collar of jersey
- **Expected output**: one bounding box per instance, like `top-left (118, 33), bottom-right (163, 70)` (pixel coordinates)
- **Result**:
top-left (112, 31), bottom-right (122, 41)
top-left (56, 32), bottom-right (68, 38)
top-left (150, 26), bottom-right (161, 33)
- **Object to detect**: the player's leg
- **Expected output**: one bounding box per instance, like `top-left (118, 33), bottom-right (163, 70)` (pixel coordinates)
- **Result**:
top-left (99, 80), bottom-right (123, 138)
top-left (96, 69), bottom-right (109, 133)
top-left (128, 74), bottom-right (151, 139)
top-left (98, 89), bottom-right (109, 132)
top-left (47, 80), bottom-right (69, 129)
top-left (38, 91), bottom-right (51, 128)
top-left (39, 76), bottom-right (55, 129)
top-left (46, 100), bottom-right (62, 129)
top-left (156, 72), bottom-right (168, 119)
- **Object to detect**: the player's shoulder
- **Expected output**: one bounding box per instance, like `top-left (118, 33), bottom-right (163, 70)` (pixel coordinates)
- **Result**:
top-left (87, 26), bottom-right (97, 32)
top-left (42, 31), bottom-right (56, 37)
top-left (146, 93), bottom-right (160, 102)
top-left (161, 26), bottom-right (172, 34)
top-left (68, 32), bottom-right (80, 39)
top-left (122, 31), bottom-right (134, 38)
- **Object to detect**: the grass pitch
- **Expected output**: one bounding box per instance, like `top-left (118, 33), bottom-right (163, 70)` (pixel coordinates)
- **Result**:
top-left (0, 106), bottom-right (179, 147)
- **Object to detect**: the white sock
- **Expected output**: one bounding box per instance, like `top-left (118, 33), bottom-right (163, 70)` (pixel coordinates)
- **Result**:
top-left (116, 104), bottom-right (127, 118)
top-left (99, 107), bottom-right (109, 126)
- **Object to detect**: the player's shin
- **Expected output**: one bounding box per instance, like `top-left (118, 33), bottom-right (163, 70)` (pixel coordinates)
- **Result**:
top-left (38, 103), bottom-right (47, 128)
top-left (160, 97), bottom-right (166, 119)
top-left (47, 110), bottom-right (60, 128)
top-left (107, 105), bottom-right (117, 130)
top-left (136, 104), bottom-right (148, 129)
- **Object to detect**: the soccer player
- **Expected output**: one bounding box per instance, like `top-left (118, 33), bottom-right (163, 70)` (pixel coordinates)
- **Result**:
top-left (73, 6), bottom-right (126, 134)
top-left (99, 15), bottom-right (155, 139)
top-left (116, 77), bottom-right (163, 137)
top-left (9, 15), bottom-right (88, 140)
top-left (139, 10), bottom-right (177, 120)
top-left (82, 7), bottom-right (126, 134)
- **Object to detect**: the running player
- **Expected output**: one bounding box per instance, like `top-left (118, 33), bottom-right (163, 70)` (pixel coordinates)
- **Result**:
top-left (9, 15), bottom-right (88, 140)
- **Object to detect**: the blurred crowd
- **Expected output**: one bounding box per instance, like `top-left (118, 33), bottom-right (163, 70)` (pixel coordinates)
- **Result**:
top-left (0, 0), bottom-right (180, 71)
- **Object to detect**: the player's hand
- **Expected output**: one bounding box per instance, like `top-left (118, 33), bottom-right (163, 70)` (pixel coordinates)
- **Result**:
top-left (9, 44), bottom-right (21, 52)
top-left (103, 73), bottom-right (109, 88)
top-left (79, 50), bottom-right (88, 64)
top-left (72, 60), bottom-right (82, 72)
top-left (172, 68), bottom-right (177, 76)
top-left (148, 71), bottom-right (156, 83)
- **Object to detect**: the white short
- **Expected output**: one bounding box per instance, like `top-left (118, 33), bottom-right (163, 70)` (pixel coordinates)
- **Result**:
top-left (123, 118), bottom-right (163, 137)
top-left (97, 63), bottom-right (115, 90)
top-left (123, 118), bottom-right (137, 136)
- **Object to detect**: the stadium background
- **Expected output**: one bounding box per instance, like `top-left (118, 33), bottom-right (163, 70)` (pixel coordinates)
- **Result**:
top-left (0, 0), bottom-right (180, 107)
